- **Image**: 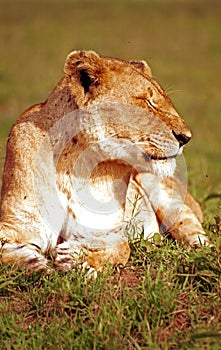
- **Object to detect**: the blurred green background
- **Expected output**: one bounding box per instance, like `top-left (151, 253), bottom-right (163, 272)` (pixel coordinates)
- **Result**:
top-left (0, 0), bottom-right (220, 214)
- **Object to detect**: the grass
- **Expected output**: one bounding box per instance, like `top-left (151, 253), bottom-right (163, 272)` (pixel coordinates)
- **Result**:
top-left (0, 0), bottom-right (221, 349)
top-left (0, 234), bottom-right (220, 349)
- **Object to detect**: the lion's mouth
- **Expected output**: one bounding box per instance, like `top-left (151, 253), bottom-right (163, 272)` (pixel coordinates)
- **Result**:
top-left (143, 152), bottom-right (179, 162)
top-left (136, 139), bottom-right (183, 163)
top-left (142, 141), bottom-right (184, 162)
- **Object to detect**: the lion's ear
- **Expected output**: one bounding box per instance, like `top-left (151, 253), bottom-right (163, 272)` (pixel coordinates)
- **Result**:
top-left (129, 60), bottom-right (152, 77)
top-left (64, 50), bottom-right (103, 92)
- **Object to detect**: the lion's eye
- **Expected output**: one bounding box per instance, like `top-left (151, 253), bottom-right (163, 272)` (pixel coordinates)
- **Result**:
top-left (147, 99), bottom-right (156, 109)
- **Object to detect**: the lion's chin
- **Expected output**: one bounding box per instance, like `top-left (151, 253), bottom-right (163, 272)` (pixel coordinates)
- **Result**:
top-left (151, 158), bottom-right (176, 178)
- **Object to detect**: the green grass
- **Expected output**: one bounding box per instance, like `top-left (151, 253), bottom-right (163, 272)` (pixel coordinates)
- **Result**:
top-left (0, 234), bottom-right (221, 349)
top-left (0, 0), bottom-right (221, 349)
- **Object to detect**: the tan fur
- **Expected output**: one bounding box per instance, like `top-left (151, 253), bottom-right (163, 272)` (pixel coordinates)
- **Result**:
top-left (0, 51), bottom-right (208, 272)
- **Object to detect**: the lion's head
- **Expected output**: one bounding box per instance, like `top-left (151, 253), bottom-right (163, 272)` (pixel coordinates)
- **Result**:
top-left (59, 50), bottom-right (191, 178)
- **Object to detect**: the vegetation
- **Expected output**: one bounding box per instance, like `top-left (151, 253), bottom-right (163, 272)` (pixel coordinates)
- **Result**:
top-left (0, 234), bottom-right (221, 349)
top-left (0, 0), bottom-right (220, 349)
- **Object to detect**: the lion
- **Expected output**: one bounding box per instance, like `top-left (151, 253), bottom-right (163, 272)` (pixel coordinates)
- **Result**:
top-left (0, 50), bottom-right (208, 272)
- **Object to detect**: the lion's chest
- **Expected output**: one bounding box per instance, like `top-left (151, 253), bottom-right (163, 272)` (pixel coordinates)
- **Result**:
top-left (56, 161), bottom-right (132, 233)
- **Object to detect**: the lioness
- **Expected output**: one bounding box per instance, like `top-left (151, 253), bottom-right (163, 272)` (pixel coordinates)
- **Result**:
top-left (0, 51), bottom-right (208, 272)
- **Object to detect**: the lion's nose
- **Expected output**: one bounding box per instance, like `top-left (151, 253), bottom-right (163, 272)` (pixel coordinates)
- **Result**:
top-left (172, 130), bottom-right (192, 146)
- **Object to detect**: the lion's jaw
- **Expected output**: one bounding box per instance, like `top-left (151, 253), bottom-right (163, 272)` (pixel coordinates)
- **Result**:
top-left (150, 158), bottom-right (177, 178)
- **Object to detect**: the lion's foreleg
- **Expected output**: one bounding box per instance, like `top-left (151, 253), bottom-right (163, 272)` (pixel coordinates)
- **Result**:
top-left (124, 176), bottom-right (160, 241)
top-left (135, 173), bottom-right (209, 247)
top-left (54, 227), bottom-right (131, 272)
top-left (0, 122), bottom-right (65, 269)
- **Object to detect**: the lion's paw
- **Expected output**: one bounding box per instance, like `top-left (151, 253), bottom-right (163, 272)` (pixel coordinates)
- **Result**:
top-left (54, 241), bottom-right (83, 272)
top-left (0, 242), bottom-right (48, 271)
top-left (81, 261), bottom-right (98, 279)
top-left (188, 233), bottom-right (211, 248)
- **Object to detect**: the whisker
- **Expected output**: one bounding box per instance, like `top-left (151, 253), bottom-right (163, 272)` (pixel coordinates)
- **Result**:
top-left (165, 87), bottom-right (184, 96)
